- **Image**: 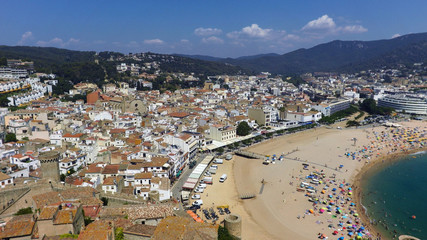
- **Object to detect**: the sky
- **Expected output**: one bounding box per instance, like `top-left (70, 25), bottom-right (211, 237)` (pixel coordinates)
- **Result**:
top-left (1, 0), bottom-right (427, 58)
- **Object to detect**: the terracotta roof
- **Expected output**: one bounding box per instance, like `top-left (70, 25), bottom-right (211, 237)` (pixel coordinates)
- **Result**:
top-left (82, 205), bottom-right (101, 219)
top-left (99, 204), bottom-right (175, 220)
top-left (101, 164), bottom-right (119, 175)
top-left (134, 172), bottom-right (152, 179)
top-left (0, 214), bottom-right (35, 239)
top-left (0, 172), bottom-right (11, 181)
top-left (63, 133), bottom-right (84, 138)
top-left (77, 220), bottom-right (113, 240)
top-left (110, 128), bottom-right (126, 134)
top-left (53, 209), bottom-right (76, 224)
top-left (103, 177), bottom-right (116, 185)
top-left (124, 224), bottom-right (156, 237)
top-left (39, 206), bottom-right (58, 220)
top-left (152, 216), bottom-right (218, 240)
top-left (32, 192), bottom-right (61, 209)
top-left (168, 112), bottom-right (190, 118)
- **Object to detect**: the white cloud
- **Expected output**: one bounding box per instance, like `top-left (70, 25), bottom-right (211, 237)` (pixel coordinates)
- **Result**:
top-left (17, 31), bottom-right (34, 45)
top-left (228, 24), bottom-right (275, 39)
top-left (242, 24), bottom-right (273, 38)
top-left (301, 15), bottom-right (367, 38)
top-left (282, 34), bottom-right (300, 41)
top-left (143, 39), bottom-right (164, 44)
top-left (194, 27), bottom-right (222, 36)
top-left (302, 15), bottom-right (336, 31)
top-left (392, 33), bottom-right (401, 39)
top-left (36, 37), bottom-right (80, 47)
top-left (341, 25), bottom-right (368, 33)
top-left (180, 39), bottom-right (189, 43)
top-left (202, 36), bottom-right (224, 44)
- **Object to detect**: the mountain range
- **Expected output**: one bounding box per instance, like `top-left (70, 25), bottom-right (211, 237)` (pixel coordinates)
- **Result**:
top-left (1, 32), bottom-right (427, 77)
top-left (182, 32), bottom-right (427, 74)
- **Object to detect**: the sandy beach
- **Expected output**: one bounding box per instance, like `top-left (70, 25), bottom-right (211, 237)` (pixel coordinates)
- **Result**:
top-left (198, 120), bottom-right (426, 240)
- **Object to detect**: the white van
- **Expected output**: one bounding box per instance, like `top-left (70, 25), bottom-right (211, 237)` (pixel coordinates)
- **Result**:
top-left (219, 174), bottom-right (227, 183)
top-left (214, 158), bottom-right (224, 164)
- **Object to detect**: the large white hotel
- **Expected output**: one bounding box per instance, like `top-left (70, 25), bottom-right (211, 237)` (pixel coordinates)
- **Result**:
top-left (378, 94), bottom-right (427, 115)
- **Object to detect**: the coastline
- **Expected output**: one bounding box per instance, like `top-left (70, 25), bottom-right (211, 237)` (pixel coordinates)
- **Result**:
top-left (227, 120), bottom-right (426, 240)
top-left (352, 147), bottom-right (427, 239)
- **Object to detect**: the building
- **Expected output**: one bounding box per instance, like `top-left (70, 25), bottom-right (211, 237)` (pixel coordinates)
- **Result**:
top-left (285, 111), bottom-right (322, 123)
top-left (312, 98), bottom-right (351, 117)
top-left (0, 172), bottom-right (13, 188)
top-left (0, 214), bottom-right (36, 239)
top-left (39, 151), bottom-right (61, 182)
top-left (247, 107), bottom-right (278, 126)
top-left (37, 202), bottom-right (84, 237)
top-left (378, 94), bottom-right (427, 115)
top-left (209, 125), bottom-right (236, 142)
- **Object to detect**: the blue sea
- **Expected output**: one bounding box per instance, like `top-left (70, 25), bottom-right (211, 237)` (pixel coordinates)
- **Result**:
top-left (361, 151), bottom-right (427, 239)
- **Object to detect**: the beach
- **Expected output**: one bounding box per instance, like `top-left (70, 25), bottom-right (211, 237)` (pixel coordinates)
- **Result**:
top-left (199, 120), bottom-right (426, 240)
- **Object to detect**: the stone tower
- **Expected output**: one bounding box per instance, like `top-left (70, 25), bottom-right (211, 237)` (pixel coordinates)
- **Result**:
top-left (39, 151), bottom-right (60, 182)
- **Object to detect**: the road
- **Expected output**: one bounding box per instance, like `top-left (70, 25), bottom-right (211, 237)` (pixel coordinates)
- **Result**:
top-left (171, 152), bottom-right (209, 199)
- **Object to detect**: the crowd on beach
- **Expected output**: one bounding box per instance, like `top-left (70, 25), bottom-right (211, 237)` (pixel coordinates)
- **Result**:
top-left (293, 125), bottom-right (426, 240)
top-left (344, 126), bottom-right (426, 164)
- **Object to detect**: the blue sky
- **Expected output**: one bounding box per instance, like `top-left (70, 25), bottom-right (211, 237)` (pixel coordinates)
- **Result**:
top-left (1, 0), bottom-right (426, 57)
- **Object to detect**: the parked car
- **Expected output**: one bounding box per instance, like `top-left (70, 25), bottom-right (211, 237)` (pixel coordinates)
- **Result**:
top-left (210, 165), bottom-right (218, 169)
top-left (214, 158), bottom-right (224, 164)
top-left (192, 200), bottom-right (203, 206)
top-left (194, 188), bottom-right (204, 193)
top-left (191, 194), bottom-right (201, 200)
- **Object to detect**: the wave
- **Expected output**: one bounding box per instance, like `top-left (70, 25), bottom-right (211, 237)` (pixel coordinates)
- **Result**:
top-left (410, 151), bottom-right (426, 155)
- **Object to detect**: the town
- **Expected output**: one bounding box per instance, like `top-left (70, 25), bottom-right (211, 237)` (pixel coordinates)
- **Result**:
top-left (0, 55), bottom-right (426, 240)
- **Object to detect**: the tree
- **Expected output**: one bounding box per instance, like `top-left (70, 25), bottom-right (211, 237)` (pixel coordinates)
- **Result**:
top-left (5, 133), bottom-right (17, 143)
top-left (346, 120), bottom-right (361, 128)
top-left (236, 121), bottom-right (251, 136)
top-left (15, 207), bottom-right (32, 215)
top-left (216, 147), bottom-right (224, 154)
top-left (360, 99), bottom-right (377, 114)
top-left (115, 227), bottom-right (124, 240)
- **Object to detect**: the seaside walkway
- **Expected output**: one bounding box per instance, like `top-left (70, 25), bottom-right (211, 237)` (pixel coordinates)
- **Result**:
top-left (282, 156), bottom-right (342, 173)
top-left (235, 150), bottom-right (265, 159)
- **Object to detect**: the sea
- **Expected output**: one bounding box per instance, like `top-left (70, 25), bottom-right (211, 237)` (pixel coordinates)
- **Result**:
top-left (360, 151), bottom-right (427, 239)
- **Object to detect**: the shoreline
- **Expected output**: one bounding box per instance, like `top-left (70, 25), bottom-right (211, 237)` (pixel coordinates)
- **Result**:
top-left (352, 147), bottom-right (427, 239)
top-left (229, 120), bottom-right (426, 240)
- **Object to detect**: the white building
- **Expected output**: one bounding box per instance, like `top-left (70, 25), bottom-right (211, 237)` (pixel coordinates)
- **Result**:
top-left (0, 172), bottom-right (13, 188)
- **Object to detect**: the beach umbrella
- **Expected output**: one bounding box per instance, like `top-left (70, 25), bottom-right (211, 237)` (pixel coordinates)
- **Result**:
top-left (354, 213), bottom-right (359, 217)
top-left (348, 232), bottom-right (353, 236)
top-left (350, 202), bottom-right (355, 206)
top-left (332, 188), bottom-right (337, 191)
top-left (338, 237), bottom-right (344, 240)
top-left (342, 216), bottom-right (347, 219)
top-left (309, 209), bottom-right (314, 213)
top-left (320, 209), bottom-right (325, 213)
top-left (333, 230), bottom-right (338, 235)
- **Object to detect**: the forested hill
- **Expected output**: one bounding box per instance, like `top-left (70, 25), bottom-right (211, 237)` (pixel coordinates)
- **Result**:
top-left (219, 32), bottom-right (427, 74)
top-left (0, 46), bottom-right (246, 86)
top-left (0, 46), bottom-right (95, 68)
